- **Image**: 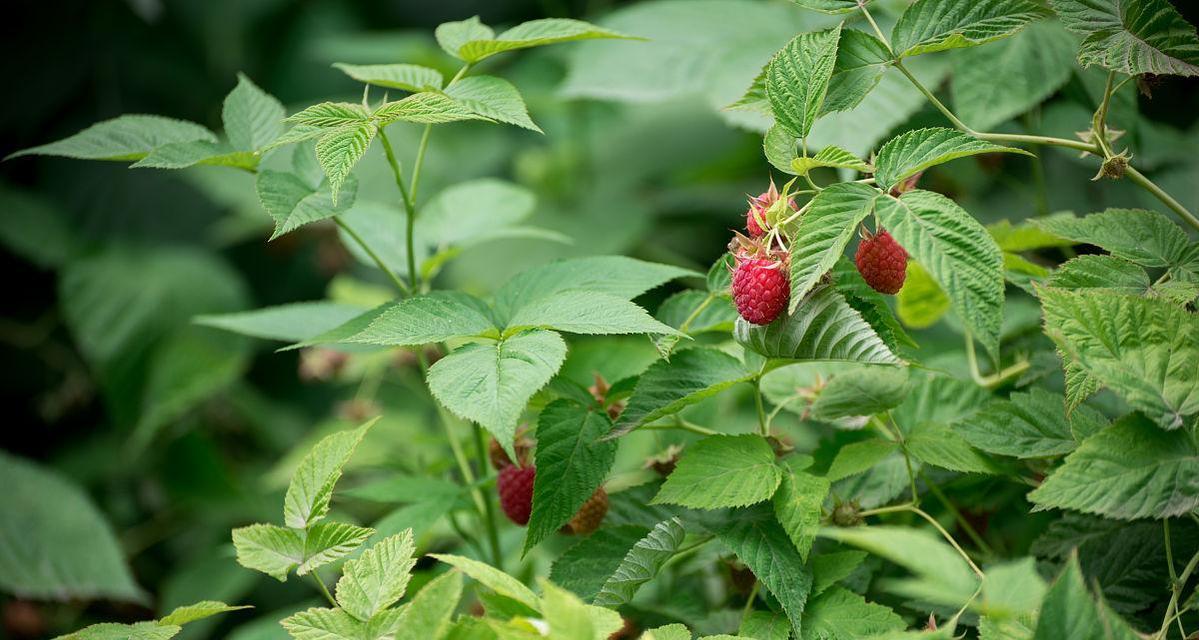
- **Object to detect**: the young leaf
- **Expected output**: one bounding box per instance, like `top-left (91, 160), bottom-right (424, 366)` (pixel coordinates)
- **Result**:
top-left (256, 169), bottom-right (358, 240)
top-left (52, 621), bottom-right (182, 640)
top-left (766, 25), bottom-right (842, 138)
top-left (427, 330), bottom-right (567, 455)
top-left (550, 526), bottom-right (649, 602)
top-left (429, 554), bottom-right (541, 611)
top-left (285, 102), bottom-right (370, 128)
top-left (1039, 288), bottom-right (1198, 430)
top-left (715, 507), bottom-right (813, 633)
top-left (196, 301), bottom-right (368, 343)
top-left (332, 63), bottom-right (444, 91)
top-left (283, 419), bottom-right (375, 529)
top-left (435, 16), bottom-right (495, 59)
top-left (790, 145), bottom-right (872, 175)
top-left (905, 423), bottom-right (1003, 474)
top-left (643, 624), bottom-right (692, 640)
top-left (891, 0), bottom-right (1050, 58)
top-left (789, 182), bottom-right (880, 304)
top-left (7, 115), bottom-right (215, 162)
top-left (335, 530), bottom-right (417, 621)
top-left (445, 76), bottom-right (542, 132)
top-left (1048, 255), bottom-right (1151, 296)
top-left (955, 388), bottom-right (1108, 458)
top-left (373, 92), bottom-right (486, 125)
top-left (593, 518), bottom-right (687, 606)
top-left (280, 607), bottom-right (365, 640)
top-left (231, 524), bottom-right (304, 582)
top-left (301, 291), bottom-right (496, 347)
top-left (823, 29), bottom-right (894, 115)
top-left (801, 587), bottom-right (905, 640)
top-left (874, 190), bottom-right (1005, 358)
top-left (1028, 413), bottom-right (1199, 519)
top-left (1034, 554), bottom-right (1141, 640)
top-left (607, 347), bottom-right (755, 439)
top-left (654, 435), bottom-right (783, 509)
top-left (451, 18), bottom-right (635, 63)
top-left (826, 439), bottom-right (899, 482)
top-left (1034, 209), bottom-right (1193, 269)
top-left (298, 522), bottom-right (374, 575)
top-left (979, 557), bottom-right (1047, 619)
top-left (734, 286), bottom-right (901, 365)
top-left (315, 121), bottom-right (375, 204)
top-left (1050, 0), bottom-right (1199, 76)
top-left (158, 601), bottom-right (252, 626)
top-left (874, 128), bottom-right (1031, 192)
top-left (391, 570), bottom-right (464, 640)
top-left (222, 73), bottom-right (285, 152)
top-left (773, 470), bottom-right (830, 560)
top-left (506, 291), bottom-right (680, 337)
top-left (525, 400), bottom-right (618, 553)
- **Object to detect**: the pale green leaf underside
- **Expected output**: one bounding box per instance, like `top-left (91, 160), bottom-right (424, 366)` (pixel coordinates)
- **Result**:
top-left (283, 420), bottom-right (374, 529)
top-left (332, 62), bottom-right (444, 91)
top-left (335, 530), bottom-right (417, 621)
top-left (195, 301), bottom-right (367, 343)
top-left (826, 439), bottom-right (898, 482)
top-left (874, 127), bottom-right (1031, 192)
top-left (790, 145), bottom-right (873, 175)
top-left (735, 286), bottom-right (902, 365)
top-left (256, 169), bottom-right (357, 240)
top-left (445, 75), bottom-right (542, 132)
top-left (53, 621), bottom-right (182, 640)
top-left (429, 553), bottom-right (541, 611)
top-left (315, 122), bottom-right (375, 205)
top-left (1050, 0), bottom-right (1199, 76)
top-left (593, 518), bottom-right (686, 606)
top-left (820, 525), bottom-right (980, 603)
top-left (222, 73), bottom-right (285, 152)
top-left (653, 434), bottom-right (783, 509)
top-left (892, 0), bottom-right (1050, 58)
top-left (158, 601), bottom-right (251, 626)
top-left (391, 570), bottom-right (463, 640)
top-left (373, 91), bottom-right (488, 125)
top-left (130, 139), bottom-right (257, 171)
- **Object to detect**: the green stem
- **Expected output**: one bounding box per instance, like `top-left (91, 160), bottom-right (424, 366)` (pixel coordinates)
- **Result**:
top-left (1127, 166), bottom-right (1199, 232)
top-left (894, 60), bottom-right (973, 132)
top-left (310, 571), bottom-right (337, 607)
top-left (964, 332), bottom-right (1030, 389)
top-left (1092, 70), bottom-right (1117, 159)
top-left (742, 580), bottom-right (761, 621)
top-left (860, 503), bottom-right (916, 518)
top-left (909, 506), bottom-right (985, 579)
top-left (643, 418), bottom-right (718, 437)
top-left (677, 293), bottom-right (715, 334)
top-left (754, 379), bottom-right (769, 437)
top-left (334, 217), bottom-right (410, 295)
top-left (973, 132), bottom-right (1097, 153)
top-left (1157, 544), bottom-right (1199, 640)
top-left (418, 352), bottom-right (486, 517)
top-left (859, 4), bottom-right (892, 52)
top-left (920, 470), bottom-right (994, 558)
top-left (473, 424), bottom-right (505, 572)
top-left (376, 128), bottom-right (419, 292)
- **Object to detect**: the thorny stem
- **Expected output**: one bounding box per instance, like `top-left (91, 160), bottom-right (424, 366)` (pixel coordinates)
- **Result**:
top-left (333, 217), bottom-right (410, 295)
top-left (310, 571), bottom-right (337, 607)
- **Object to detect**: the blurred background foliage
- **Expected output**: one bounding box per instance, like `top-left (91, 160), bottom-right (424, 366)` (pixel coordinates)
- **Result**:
top-left (1, 0), bottom-right (1197, 638)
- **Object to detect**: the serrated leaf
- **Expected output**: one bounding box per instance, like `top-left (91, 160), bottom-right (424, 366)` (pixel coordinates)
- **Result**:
top-left (654, 435), bottom-right (782, 509)
top-left (735, 286), bottom-right (901, 364)
top-left (1048, 255), bottom-right (1151, 296)
top-left (53, 621), bottom-right (182, 640)
top-left (8, 115), bottom-right (215, 161)
top-left (811, 550), bottom-right (868, 596)
top-left (826, 439), bottom-right (899, 482)
top-left (956, 388), bottom-right (1109, 458)
top-left (159, 601), bottom-right (252, 626)
top-left (1039, 288), bottom-right (1198, 430)
top-left (231, 524), bottom-right (304, 582)
top-left (430, 554), bottom-right (541, 611)
top-left (980, 557), bottom-right (1047, 619)
top-left (285, 102), bottom-right (370, 128)
top-left (656, 290), bottom-right (738, 336)
top-left (774, 470), bottom-right (830, 561)
top-left (789, 0), bottom-right (866, 14)
top-left (223, 73), bottom-right (285, 151)
top-left (892, 0), bottom-right (1050, 58)
top-left (333, 63), bottom-right (444, 91)
top-left (823, 29), bottom-right (894, 114)
top-left (643, 624), bottom-right (692, 640)
top-left (897, 262), bottom-right (950, 329)
top-left (445, 76), bottom-right (542, 132)
top-left (427, 330), bottom-right (567, 454)
top-left (809, 366), bottom-right (910, 420)
top-left (801, 586), bottom-right (905, 640)
top-left (298, 522), bottom-right (374, 575)
top-left (791, 145), bottom-right (872, 175)
top-left (256, 169), bottom-right (358, 240)
top-left (299, 291), bottom-right (496, 348)
top-left (906, 423), bottom-right (1003, 474)
top-left (280, 607), bottom-right (364, 640)
top-left (436, 16), bottom-right (495, 59)
top-left (875, 190), bottom-right (1005, 358)
top-left (766, 25), bottom-right (842, 137)
top-left (1033, 555), bottom-right (1140, 640)
top-left (373, 91), bottom-right (486, 125)
top-left (507, 291), bottom-right (680, 337)
top-left (334, 530), bottom-right (416, 620)
top-left (315, 122), bottom-right (375, 205)
top-left (820, 526), bottom-right (980, 606)
top-left (831, 257), bottom-right (918, 351)
top-left (525, 400), bottom-right (617, 553)
top-left (1050, 0), bottom-right (1199, 76)
top-left (740, 611), bottom-right (790, 640)
top-left (1028, 413), bottom-right (1199, 519)
top-left (284, 420), bottom-right (375, 529)
top-left (764, 124), bottom-right (800, 175)
top-left (608, 347), bottom-right (755, 439)
top-left (195, 301), bottom-right (368, 343)
top-left (875, 128), bottom-right (1031, 192)
top-left (715, 507), bottom-right (813, 633)
top-left (550, 526), bottom-right (649, 602)
top-left (593, 518), bottom-right (686, 606)
top-left (392, 570), bottom-right (464, 640)
top-left (452, 18), bottom-right (634, 63)
top-left (1033, 208), bottom-right (1192, 269)
top-left (130, 139), bottom-right (258, 170)
top-left (789, 183), bottom-right (880, 304)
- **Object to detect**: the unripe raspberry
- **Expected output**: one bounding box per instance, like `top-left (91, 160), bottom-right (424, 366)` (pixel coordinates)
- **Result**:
top-left (497, 465), bottom-right (535, 525)
top-left (488, 428), bottom-right (533, 470)
top-left (732, 253), bottom-right (790, 325)
top-left (854, 230), bottom-right (907, 295)
top-left (562, 487), bottom-right (608, 535)
top-left (745, 181), bottom-right (797, 238)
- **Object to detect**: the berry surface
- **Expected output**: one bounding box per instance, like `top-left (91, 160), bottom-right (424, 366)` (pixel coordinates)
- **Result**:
top-left (732, 255), bottom-right (790, 325)
top-left (563, 487), bottom-right (608, 535)
top-left (497, 465), bottom-right (535, 525)
top-left (855, 230), bottom-right (908, 294)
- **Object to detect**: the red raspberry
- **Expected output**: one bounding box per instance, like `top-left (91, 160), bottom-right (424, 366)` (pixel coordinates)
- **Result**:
top-left (561, 487), bottom-right (608, 535)
top-left (855, 230), bottom-right (908, 294)
top-left (745, 182), bottom-right (796, 238)
top-left (732, 254), bottom-right (790, 325)
top-left (497, 465), bottom-right (535, 525)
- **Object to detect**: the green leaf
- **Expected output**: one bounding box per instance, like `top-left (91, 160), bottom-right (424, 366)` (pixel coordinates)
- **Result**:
top-left (550, 526), bottom-right (649, 602)
top-left (1039, 288), bottom-right (1198, 430)
top-left (892, 0), bottom-right (1050, 58)
top-left (906, 423), bottom-right (1003, 474)
top-left (445, 76), bottom-right (542, 132)
top-left (430, 554), bottom-right (541, 611)
top-left (956, 388), bottom-right (1108, 458)
top-left (823, 29), bottom-right (894, 114)
top-left (436, 16), bottom-right (495, 58)
top-left (811, 550), bottom-right (868, 596)
top-left (763, 125), bottom-right (800, 175)
top-left (335, 530), bottom-right (416, 620)
top-left (789, 0), bottom-right (866, 14)
top-left (608, 347), bottom-right (754, 439)
top-left (809, 365), bottom-right (910, 420)
top-left (773, 470), bottom-right (830, 560)
top-left (525, 401), bottom-right (618, 553)
top-left (427, 330), bottom-right (567, 454)
top-left (332, 63), bottom-right (444, 91)
top-left (298, 522), bottom-right (374, 575)
top-left (280, 607), bottom-right (364, 640)
top-left (1048, 255), bottom-right (1151, 296)
top-left (1050, 0), bottom-right (1199, 76)
top-left (593, 518), bottom-right (687, 607)
top-left (643, 624), bottom-right (692, 640)
top-left (285, 102), bottom-right (371, 128)
top-left (893, 371), bottom-right (990, 430)
top-left (1033, 209), bottom-right (1192, 269)
top-left (832, 257), bottom-right (919, 351)
top-left (419, 178), bottom-right (537, 246)
top-left (8, 114), bottom-right (215, 161)
top-left (826, 439), bottom-right (899, 482)
top-left (0, 451), bottom-right (143, 602)
top-left (129, 139), bottom-right (257, 170)
top-left (789, 183), bottom-right (879, 303)
top-left (300, 292), bottom-right (496, 348)
top-left (790, 145), bottom-right (872, 175)
top-left (740, 611), bottom-right (790, 640)
top-left (735, 286), bottom-right (902, 365)
top-left (766, 25), bottom-right (842, 137)
top-left (196, 301), bottom-right (368, 343)
top-left (231, 524), bottom-right (304, 582)
top-left (653, 435), bottom-right (783, 509)
top-left (874, 128), bottom-right (1031, 192)
top-left (159, 601), bottom-right (252, 626)
top-left (656, 290), bottom-right (738, 336)
top-left (1028, 413), bottom-right (1199, 519)
top-left (715, 507), bottom-right (813, 634)
top-left (507, 291), bottom-right (679, 336)
top-left (820, 526), bottom-right (980, 606)
top-left (980, 558), bottom-right (1047, 619)
top-left (284, 420), bottom-right (375, 529)
top-left (53, 621), bottom-right (182, 640)
top-left (373, 91), bottom-right (486, 125)
top-left (1033, 554), bottom-right (1140, 640)
top-left (450, 18), bottom-right (634, 63)
top-left (223, 73), bottom-right (285, 152)
top-left (256, 169), bottom-right (358, 240)
top-left (801, 586), bottom-right (905, 640)
top-left (315, 121), bottom-right (375, 205)
top-left (393, 570), bottom-right (464, 640)
top-left (951, 20), bottom-right (1079, 131)
top-left (875, 190), bottom-right (1005, 358)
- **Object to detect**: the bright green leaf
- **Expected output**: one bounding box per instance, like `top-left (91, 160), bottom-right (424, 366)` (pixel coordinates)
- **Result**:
top-left (231, 524), bottom-right (304, 582)
top-left (445, 76), bottom-right (541, 132)
top-left (653, 435), bottom-right (782, 509)
top-left (892, 0), bottom-right (1049, 58)
top-left (430, 554), bottom-right (541, 611)
top-left (735, 286), bottom-right (901, 365)
top-left (283, 419), bottom-right (375, 529)
top-left (335, 529), bottom-right (416, 621)
top-left (874, 128), bottom-right (1031, 192)
top-left (159, 601), bottom-right (252, 626)
top-left (332, 63), bottom-right (444, 91)
top-left (223, 73), bottom-right (285, 152)
top-left (298, 522), bottom-right (374, 575)
top-left (789, 182), bottom-right (880, 304)
top-left (256, 168), bottom-right (358, 240)
top-left (8, 115), bottom-right (215, 161)
top-left (766, 25), bottom-right (842, 137)
top-left (773, 470), bottom-right (830, 560)
top-left (393, 570), bottom-right (464, 640)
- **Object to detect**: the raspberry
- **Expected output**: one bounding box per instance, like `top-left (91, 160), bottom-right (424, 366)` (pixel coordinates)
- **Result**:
top-left (497, 465), bottom-right (535, 525)
top-left (855, 230), bottom-right (908, 294)
top-left (488, 428), bottom-right (532, 470)
top-left (562, 487), bottom-right (608, 535)
top-left (732, 253), bottom-right (790, 325)
top-left (745, 181), bottom-right (796, 238)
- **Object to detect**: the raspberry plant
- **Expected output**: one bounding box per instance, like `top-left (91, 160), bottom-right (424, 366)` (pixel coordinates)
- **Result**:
top-left (4, 1), bottom-right (1199, 639)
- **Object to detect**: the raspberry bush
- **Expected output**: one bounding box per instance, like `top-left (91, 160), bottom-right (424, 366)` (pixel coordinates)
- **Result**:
top-left (3, 1), bottom-right (1199, 639)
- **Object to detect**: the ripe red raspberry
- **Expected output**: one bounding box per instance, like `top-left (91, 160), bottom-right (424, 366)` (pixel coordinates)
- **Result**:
top-left (561, 487), bottom-right (608, 535)
top-left (745, 181), bottom-right (795, 238)
top-left (854, 230), bottom-right (908, 294)
top-left (732, 254), bottom-right (790, 325)
top-left (497, 465), bottom-right (535, 525)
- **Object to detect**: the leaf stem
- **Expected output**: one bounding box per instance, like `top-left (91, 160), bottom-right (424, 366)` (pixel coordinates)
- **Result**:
top-left (417, 351), bottom-right (486, 518)
top-left (742, 580), bottom-right (761, 621)
top-left (964, 332), bottom-right (1030, 389)
top-left (893, 60), bottom-right (973, 133)
top-left (376, 129), bottom-right (420, 293)
top-left (677, 293), bottom-right (715, 334)
top-left (908, 505), bottom-right (985, 579)
top-left (310, 570), bottom-right (337, 607)
top-left (333, 216), bottom-right (410, 295)
top-left (1126, 166), bottom-right (1199, 232)
top-left (1157, 540), bottom-right (1199, 640)
top-left (754, 379), bottom-right (769, 437)
top-left (472, 423), bottom-right (505, 572)
top-left (859, 4), bottom-right (892, 52)
top-left (920, 469), bottom-right (993, 558)
top-left (644, 418), bottom-right (718, 437)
